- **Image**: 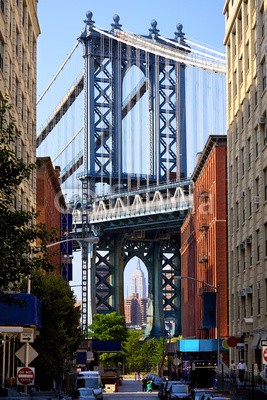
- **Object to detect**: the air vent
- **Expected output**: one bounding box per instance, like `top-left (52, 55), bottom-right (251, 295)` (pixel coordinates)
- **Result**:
top-left (258, 116), bottom-right (266, 125)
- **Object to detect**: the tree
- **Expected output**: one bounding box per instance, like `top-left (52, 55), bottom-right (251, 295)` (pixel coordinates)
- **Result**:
top-left (88, 312), bottom-right (128, 341)
top-left (0, 99), bottom-right (55, 292)
top-left (122, 332), bottom-right (166, 373)
top-left (88, 312), bottom-right (128, 370)
top-left (29, 270), bottom-right (82, 389)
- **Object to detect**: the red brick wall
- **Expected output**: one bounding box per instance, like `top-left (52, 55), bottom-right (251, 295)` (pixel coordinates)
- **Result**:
top-left (180, 140), bottom-right (228, 340)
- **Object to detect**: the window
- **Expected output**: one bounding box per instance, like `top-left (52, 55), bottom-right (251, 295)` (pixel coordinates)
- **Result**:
top-left (265, 223), bottom-right (267, 257)
top-left (242, 195), bottom-right (245, 223)
top-left (257, 282), bottom-right (260, 315)
top-left (261, 7), bottom-right (265, 38)
top-left (235, 157), bottom-right (238, 183)
top-left (264, 124), bottom-right (267, 146)
top-left (16, 27), bottom-right (19, 56)
top-left (255, 128), bottom-right (259, 157)
top-left (241, 148), bottom-right (244, 176)
top-left (246, 41), bottom-right (250, 70)
top-left (262, 59), bottom-right (266, 91)
top-left (21, 94), bottom-right (24, 122)
top-left (247, 291), bottom-right (253, 317)
top-left (248, 187), bottom-right (252, 217)
top-left (256, 229), bottom-right (260, 262)
top-left (247, 238), bottom-right (252, 266)
top-left (15, 76), bottom-right (19, 107)
top-left (248, 137), bottom-right (251, 168)
top-left (241, 246), bottom-right (245, 270)
top-left (255, 177), bottom-right (259, 210)
top-left (22, 6), bottom-right (27, 27)
top-left (0, 0), bottom-right (4, 14)
top-left (240, 56), bottom-right (243, 84)
top-left (247, 101), bottom-right (250, 119)
top-left (264, 168), bottom-right (267, 201)
top-left (236, 201), bottom-right (239, 229)
top-left (236, 246), bottom-right (240, 274)
top-left (0, 37), bottom-right (3, 72)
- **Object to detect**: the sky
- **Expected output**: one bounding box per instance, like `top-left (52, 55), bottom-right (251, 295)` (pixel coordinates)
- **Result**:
top-left (37, 0), bottom-right (226, 99)
top-left (36, 0), bottom-right (226, 300)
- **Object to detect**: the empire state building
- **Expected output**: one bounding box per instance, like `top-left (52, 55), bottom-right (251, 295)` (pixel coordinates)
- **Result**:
top-left (130, 259), bottom-right (146, 298)
top-left (124, 260), bottom-right (147, 328)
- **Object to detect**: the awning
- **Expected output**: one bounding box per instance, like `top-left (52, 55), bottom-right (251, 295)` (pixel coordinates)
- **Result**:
top-left (251, 333), bottom-right (261, 349)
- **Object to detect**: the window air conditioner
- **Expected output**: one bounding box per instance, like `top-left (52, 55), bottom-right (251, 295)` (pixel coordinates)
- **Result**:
top-left (254, 196), bottom-right (260, 204)
top-left (258, 116), bottom-right (266, 125)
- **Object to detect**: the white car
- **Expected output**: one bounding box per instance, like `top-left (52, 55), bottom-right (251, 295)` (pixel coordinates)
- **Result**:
top-left (73, 388), bottom-right (96, 400)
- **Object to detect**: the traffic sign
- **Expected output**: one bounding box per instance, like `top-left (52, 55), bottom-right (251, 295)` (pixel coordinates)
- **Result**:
top-left (262, 345), bottom-right (267, 364)
top-left (15, 344), bottom-right (38, 364)
top-left (17, 367), bottom-right (35, 386)
top-left (20, 328), bottom-right (34, 343)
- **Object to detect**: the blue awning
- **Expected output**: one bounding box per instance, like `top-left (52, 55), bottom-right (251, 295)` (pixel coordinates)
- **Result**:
top-left (178, 339), bottom-right (225, 352)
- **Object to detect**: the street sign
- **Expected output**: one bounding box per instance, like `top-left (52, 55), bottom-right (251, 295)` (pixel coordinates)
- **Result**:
top-left (20, 328), bottom-right (34, 343)
top-left (15, 344), bottom-right (38, 364)
top-left (17, 367), bottom-right (35, 386)
top-left (262, 341), bottom-right (267, 365)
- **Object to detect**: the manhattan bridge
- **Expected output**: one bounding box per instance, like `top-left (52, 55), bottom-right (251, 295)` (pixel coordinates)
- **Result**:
top-left (36, 11), bottom-right (226, 336)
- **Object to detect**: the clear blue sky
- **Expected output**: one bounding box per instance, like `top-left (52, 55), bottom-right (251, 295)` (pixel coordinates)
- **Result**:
top-left (37, 0), bottom-right (225, 98)
top-left (36, 0), bottom-right (226, 300)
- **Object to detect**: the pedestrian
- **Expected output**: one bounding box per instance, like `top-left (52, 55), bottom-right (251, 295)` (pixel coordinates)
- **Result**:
top-left (134, 372), bottom-right (137, 380)
top-left (142, 376), bottom-right (147, 392)
top-left (147, 380), bottom-right (153, 392)
top-left (237, 359), bottom-right (247, 383)
top-left (230, 360), bottom-right (236, 382)
top-left (137, 372), bottom-right (141, 380)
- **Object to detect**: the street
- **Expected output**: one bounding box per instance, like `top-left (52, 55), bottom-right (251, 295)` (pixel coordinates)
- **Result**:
top-left (103, 379), bottom-right (158, 400)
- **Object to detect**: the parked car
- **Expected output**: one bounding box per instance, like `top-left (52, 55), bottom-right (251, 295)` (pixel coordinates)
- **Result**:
top-left (168, 384), bottom-right (191, 399)
top-left (158, 381), bottom-right (181, 399)
top-left (190, 389), bottom-right (218, 400)
top-left (72, 388), bottom-right (96, 400)
top-left (152, 376), bottom-right (166, 389)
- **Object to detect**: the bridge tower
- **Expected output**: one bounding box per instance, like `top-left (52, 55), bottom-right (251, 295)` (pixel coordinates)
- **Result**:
top-left (78, 11), bottom-right (189, 335)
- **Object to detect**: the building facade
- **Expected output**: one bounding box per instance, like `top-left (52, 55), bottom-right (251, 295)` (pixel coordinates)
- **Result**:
top-left (0, 0), bottom-right (39, 211)
top-left (224, 0), bottom-right (267, 368)
top-left (180, 135), bottom-right (228, 346)
top-left (36, 157), bottom-right (71, 278)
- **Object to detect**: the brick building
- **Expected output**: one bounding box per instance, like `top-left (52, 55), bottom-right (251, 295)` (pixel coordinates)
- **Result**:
top-left (180, 135), bottom-right (228, 342)
top-left (36, 157), bottom-right (71, 277)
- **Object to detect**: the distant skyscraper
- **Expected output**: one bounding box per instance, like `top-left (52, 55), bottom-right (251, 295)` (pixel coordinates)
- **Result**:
top-left (130, 259), bottom-right (146, 298)
top-left (125, 260), bottom-right (147, 327)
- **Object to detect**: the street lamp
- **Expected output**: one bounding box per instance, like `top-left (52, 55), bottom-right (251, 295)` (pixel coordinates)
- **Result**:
top-left (45, 236), bottom-right (99, 248)
top-left (147, 314), bottom-right (172, 377)
top-left (174, 275), bottom-right (221, 372)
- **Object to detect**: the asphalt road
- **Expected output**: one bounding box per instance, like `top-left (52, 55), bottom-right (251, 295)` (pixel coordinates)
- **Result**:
top-left (103, 379), bottom-right (158, 400)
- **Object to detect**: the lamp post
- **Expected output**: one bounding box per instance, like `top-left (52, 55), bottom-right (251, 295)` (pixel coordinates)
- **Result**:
top-left (174, 275), bottom-right (221, 372)
top-left (147, 314), bottom-right (172, 377)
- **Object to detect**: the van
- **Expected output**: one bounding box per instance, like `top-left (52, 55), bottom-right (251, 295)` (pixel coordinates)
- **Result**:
top-left (76, 371), bottom-right (103, 400)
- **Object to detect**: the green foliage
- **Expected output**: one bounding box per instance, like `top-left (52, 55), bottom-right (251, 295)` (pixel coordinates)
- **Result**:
top-left (30, 271), bottom-right (82, 389)
top-left (122, 331), bottom-right (166, 373)
top-left (88, 312), bottom-right (128, 341)
top-left (0, 99), bottom-right (56, 291)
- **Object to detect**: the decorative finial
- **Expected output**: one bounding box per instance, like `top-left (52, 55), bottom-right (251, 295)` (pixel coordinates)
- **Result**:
top-left (111, 14), bottom-right (122, 31)
top-left (81, 10), bottom-right (95, 36)
top-left (174, 23), bottom-right (186, 45)
top-left (149, 19), bottom-right (160, 39)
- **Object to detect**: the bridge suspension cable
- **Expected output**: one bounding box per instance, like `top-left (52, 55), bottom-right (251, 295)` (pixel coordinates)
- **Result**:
top-left (93, 26), bottom-right (226, 74)
top-left (37, 41), bottom-right (80, 105)
top-left (185, 37), bottom-right (225, 58)
top-left (159, 35), bottom-right (225, 64)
